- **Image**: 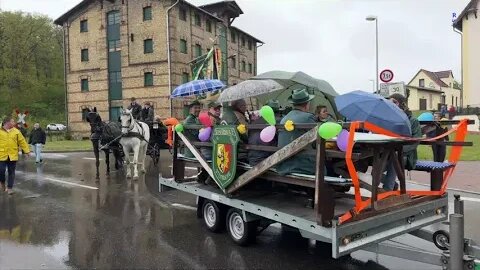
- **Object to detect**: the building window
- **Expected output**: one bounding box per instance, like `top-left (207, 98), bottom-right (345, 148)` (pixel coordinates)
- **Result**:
top-left (144, 72), bottom-right (153, 86)
top-left (230, 31), bottom-right (236, 43)
top-left (180, 39), bottom-right (187, 54)
top-left (81, 49), bottom-right (89, 62)
top-left (248, 40), bottom-right (253, 50)
top-left (455, 97), bottom-right (458, 106)
top-left (109, 71), bottom-right (122, 83)
top-left (81, 79), bottom-right (89, 91)
top-left (80, 20), bottom-right (88, 32)
top-left (241, 36), bottom-right (246, 47)
top-left (206, 20), bottom-right (212, 32)
top-left (194, 13), bottom-right (201, 26)
top-left (194, 44), bottom-right (202, 57)
top-left (108, 40), bottom-right (121, 52)
top-left (248, 63), bottom-right (253, 74)
top-left (241, 60), bottom-right (246, 72)
top-left (179, 8), bottom-right (187, 21)
top-left (107, 11), bottom-right (121, 25)
top-left (143, 6), bottom-right (152, 21)
top-left (181, 72), bottom-right (189, 84)
top-left (451, 95), bottom-right (454, 106)
top-left (231, 56), bottom-right (236, 69)
top-left (82, 108), bottom-right (89, 122)
top-left (419, 79), bottom-right (425, 87)
top-left (144, 39), bottom-right (153, 54)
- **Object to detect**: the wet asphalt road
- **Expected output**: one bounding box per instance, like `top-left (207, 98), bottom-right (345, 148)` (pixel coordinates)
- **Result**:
top-left (0, 151), bottom-right (479, 269)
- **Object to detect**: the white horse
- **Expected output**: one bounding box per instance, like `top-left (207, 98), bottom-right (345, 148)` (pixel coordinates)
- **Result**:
top-left (120, 109), bottom-right (150, 179)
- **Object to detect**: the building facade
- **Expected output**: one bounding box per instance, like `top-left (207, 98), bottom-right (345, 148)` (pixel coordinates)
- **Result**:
top-left (406, 69), bottom-right (461, 111)
top-left (55, 0), bottom-right (262, 136)
top-left (453, 0), bottom-right (480, 108)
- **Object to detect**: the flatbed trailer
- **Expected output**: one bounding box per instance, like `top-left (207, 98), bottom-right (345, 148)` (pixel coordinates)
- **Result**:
top-left (159, 119), bottom-right (479, 269)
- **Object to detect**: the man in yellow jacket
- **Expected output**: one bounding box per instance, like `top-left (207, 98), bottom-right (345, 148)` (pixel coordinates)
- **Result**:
top-left (0, 116), bottom-right (31, 194)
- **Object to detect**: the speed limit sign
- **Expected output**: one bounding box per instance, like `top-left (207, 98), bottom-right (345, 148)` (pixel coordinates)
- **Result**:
top-left (380, 69), bottom-right (394, 83)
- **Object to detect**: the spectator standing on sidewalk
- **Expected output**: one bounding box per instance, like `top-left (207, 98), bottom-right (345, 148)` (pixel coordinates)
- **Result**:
top-left (0, 116), bottom-right (31, 195)
top-left (29, 123), bottom-right (46, 164)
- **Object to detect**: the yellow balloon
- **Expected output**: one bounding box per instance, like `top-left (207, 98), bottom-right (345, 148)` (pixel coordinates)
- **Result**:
top-left (237, 124), bottom-right (247, 134)
top-left (284, 120), bottom-right (294, 131)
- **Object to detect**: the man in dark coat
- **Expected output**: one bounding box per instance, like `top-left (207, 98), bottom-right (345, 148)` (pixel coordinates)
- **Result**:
top-left (29, 123), bottom-right (46, 163)
top-left (248, 100), bottom-right (281, 166)
top-left (141, 102), bottom-right (155, 124)
top-left (276, 89), bottom-right (317, 175)
top-left (128, 97), bottom-right (142, 120)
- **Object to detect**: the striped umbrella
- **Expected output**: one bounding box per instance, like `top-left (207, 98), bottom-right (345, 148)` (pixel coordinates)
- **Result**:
top-left (171, 79), bottom-right (225, 98)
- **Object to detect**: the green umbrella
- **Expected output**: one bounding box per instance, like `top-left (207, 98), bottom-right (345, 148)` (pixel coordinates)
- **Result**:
top-left (252, 71), bottom-right (340, 119)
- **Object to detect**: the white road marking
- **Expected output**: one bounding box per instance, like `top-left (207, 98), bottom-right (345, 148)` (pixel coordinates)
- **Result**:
top-left (44, 177), bottom-right (98, 190)
top-left (45, 153), bottom-right (68, 158)
top-left (83, 157), bottom-right (102, 161)
top-left (460, 197), bottom-right (480, 203)
top-left (171, 203), bottom-right (196, 211)
top-left (168, 166), bottom-right (197, 171)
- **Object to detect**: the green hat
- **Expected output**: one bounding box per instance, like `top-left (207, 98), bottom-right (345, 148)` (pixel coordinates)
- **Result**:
top-left (265, 99), bottom-right (280, 112)
top-left (208, 101), bottom-right (222, 108)
top-left (287, 88), bottom-right (315, 105)
top-left (188, 100), bottom-right (201, 108)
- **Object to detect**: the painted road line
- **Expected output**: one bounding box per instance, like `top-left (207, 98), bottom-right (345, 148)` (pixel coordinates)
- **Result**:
top-left (406, 180), bottom-right (480, 196)
top-left (83, 157), bottom-right (102, 161)
top-left (171, 203), bottom-right (197, 211)
top-left (460, 197), bottom-right (480, 203)
top-left (44, 177), bottom-right (98, 190)
top-left (168, 166), bottom-right (198, 171)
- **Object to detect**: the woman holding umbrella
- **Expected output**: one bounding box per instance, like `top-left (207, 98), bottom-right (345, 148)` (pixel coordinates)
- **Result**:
top-left (382, 94), bottom-right (422, 190)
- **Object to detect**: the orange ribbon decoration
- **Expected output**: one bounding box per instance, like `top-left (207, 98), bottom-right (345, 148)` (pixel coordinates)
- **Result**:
top-left (338, 119), bottom-right (469, 225)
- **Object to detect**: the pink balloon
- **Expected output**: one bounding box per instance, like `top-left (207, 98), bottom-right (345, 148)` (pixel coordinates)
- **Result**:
top-left (198, 111), bottom-right (212, 127)
top-left (198, 127), bottom-right (212, 142)
top-left (260, 126), bottom-right (276, 143)
top-left (337, 129), bottom-right (349, 152)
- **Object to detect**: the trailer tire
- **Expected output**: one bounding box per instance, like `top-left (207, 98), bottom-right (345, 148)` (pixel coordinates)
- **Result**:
top-left (202, 200), bottom-right (225, 232)
top-left (433, 230), bottom-right (450, 251)
top-left (226, 209), bottom-right (257, 246)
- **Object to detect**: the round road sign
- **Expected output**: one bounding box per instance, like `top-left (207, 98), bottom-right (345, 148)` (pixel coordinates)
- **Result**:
top-left (380, 69), bottom-right (394, 83)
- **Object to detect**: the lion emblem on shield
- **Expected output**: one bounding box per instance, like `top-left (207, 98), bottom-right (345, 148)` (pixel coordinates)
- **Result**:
top-left (216, 144), bottom-right (231, 174)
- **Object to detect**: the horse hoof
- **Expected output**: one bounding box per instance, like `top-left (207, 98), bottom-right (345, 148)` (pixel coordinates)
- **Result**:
top-left (141, 169), bottom-right (146, 174)
top-left (133, 176), bottom-right (139, 181)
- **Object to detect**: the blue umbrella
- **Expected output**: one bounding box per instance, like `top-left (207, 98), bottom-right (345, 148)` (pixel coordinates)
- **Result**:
top-left (335, 90), bottom-right (412, 136)
top-left (171, 79), bottom-right (225, 98)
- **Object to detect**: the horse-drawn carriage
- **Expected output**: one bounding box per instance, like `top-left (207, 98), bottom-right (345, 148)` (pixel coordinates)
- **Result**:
top-left (85, 107), bottom-right (171, 180)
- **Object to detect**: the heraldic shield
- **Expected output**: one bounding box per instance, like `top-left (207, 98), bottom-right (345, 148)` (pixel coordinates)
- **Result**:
top-left (212, 125), bottom-right (240, 189)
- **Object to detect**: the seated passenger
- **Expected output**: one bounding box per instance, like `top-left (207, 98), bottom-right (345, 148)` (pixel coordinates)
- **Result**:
top-left (222, 99), bottom-right (249, 126)
top-left (183, 100), bottom-right (201, 158)
top-left (248, 100), bottom-right (281, 166)
top-left (276, 88), bottom-right (317, 175)
top-left (207, 101), bottom-right (222, 124)
top-left (315, 105), bottom-right (335, 123)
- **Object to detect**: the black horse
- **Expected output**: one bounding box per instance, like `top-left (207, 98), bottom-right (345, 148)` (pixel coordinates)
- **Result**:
top-left (86, 107), bottom-right (123, 180)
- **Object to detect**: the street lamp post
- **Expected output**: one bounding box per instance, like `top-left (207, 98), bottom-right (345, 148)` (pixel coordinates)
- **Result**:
top-left (366, 15), bottom-right (378, 93)
top-left (369, 79), bottom-right (375, 93)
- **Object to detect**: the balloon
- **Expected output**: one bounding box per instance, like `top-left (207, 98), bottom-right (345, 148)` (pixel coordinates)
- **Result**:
top-left (284, 120), bottom-right (294, 131)
top-left (237, 124), bottom-right (247, 134)
top-left (198, 111), bottom-right (212, 127)
top-left (260, 125), bottom-right (276, 143)
top-left (198, 127), bottom-right (212, 142)
top-left (336, 129), bottom-right (349, 152)
top-left (318, 122), bottom-right (342, 139)
top-left (260, 106), bottom-right (276, 126)
top-left (418, 112), bottom-right (434, 121)
top-left (174, 124), bottom-right (184, 133)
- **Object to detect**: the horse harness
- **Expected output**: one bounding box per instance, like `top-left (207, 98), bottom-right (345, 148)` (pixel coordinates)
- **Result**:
top-left (122, 116), bottom-right (149, 144)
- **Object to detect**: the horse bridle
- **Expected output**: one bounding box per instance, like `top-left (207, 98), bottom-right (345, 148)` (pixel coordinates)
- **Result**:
top-left (122, 113), bottom-right (146, 137)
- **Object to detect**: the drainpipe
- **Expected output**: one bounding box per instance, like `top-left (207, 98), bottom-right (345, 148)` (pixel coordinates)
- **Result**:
top-left (453, 27), bottom-right (463, 109)
top-left (254, 42), bottom-right (264, 76)
top-left (63, 24), bottom-right (69, 129)
top-left (167, 0), bottom-right (181, 117)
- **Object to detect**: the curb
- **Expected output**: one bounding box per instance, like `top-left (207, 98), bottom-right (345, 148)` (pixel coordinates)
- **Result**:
top-left (43, 150), bottom-right (92, 153)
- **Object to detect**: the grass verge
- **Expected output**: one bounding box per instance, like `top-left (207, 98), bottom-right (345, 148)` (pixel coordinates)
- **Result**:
top-left (43, 140), bottom-right (92, 152)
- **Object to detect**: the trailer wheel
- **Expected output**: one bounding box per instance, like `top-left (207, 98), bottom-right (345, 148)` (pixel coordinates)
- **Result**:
top-left (226, 209), bottom-right (257, 246)
top-left (433, 230), bottom-right (450, 251)
top-left (202, 200), bottom-right (224, 232)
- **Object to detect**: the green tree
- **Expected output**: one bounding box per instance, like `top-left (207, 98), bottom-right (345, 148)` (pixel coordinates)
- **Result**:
top-left (0, 11), bottom-right (65, 125)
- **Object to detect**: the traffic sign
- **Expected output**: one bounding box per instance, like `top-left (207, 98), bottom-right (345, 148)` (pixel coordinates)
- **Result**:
top-left (380, 69), bottom-right (394, 83)
top-left (379, 82), bottom-right (406, 97)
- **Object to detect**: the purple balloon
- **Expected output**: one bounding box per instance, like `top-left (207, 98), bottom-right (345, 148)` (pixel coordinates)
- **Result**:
top-left (260, 125), bottom-right (276, 143)
top-left (337, 129), bottom-right (350, 152)
top-left (198, 127), bottom-right (212, 142)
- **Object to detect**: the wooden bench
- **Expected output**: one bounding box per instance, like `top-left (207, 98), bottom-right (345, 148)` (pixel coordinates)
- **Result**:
top-left (414, 160), bottom-right (455, 191)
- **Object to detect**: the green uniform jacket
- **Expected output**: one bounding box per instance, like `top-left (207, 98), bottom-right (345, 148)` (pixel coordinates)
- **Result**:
top-left (276, 109), bottom-right (317, 175)
top-left (404, 114), bottom-right (422, 170)
top-left (183, 114), bottom-right (199, 157)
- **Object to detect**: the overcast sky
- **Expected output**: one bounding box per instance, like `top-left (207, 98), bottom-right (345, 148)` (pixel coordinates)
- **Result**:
top-left (1, 0), bottom-right (470, 94)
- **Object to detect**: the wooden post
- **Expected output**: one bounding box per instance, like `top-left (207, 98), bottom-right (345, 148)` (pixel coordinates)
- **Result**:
top-left (315, 137), bottom-right (333, 227)
top-left (172, 132), bottom-right (184, 181)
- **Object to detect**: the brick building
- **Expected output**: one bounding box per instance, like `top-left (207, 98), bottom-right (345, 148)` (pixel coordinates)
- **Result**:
top-left (54, 0), bottom-right (262, 136)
